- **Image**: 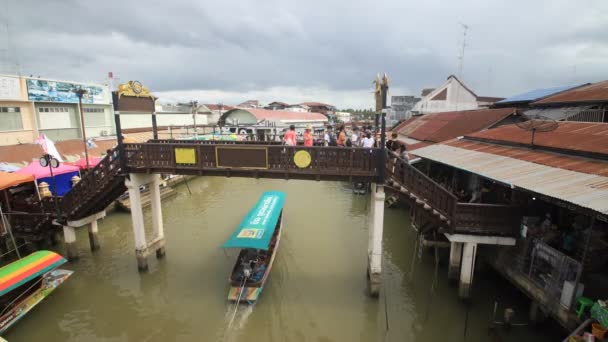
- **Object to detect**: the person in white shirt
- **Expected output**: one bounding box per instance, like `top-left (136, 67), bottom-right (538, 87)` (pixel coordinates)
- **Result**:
top-left (361, 132), bottom-right (375, 148)
top-left (351, 127), bottom-right (360, 147)
top-left (323, 126), bottom-right (332, 146)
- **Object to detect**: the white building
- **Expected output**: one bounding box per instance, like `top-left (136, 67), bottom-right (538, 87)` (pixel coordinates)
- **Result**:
top-left (411, 75), bottom-right (503, 115)
top-left (0, 74), bottom-right (115, 144)
top-left (285, 104), bottom-right (310, 113)
top-left (335, 111), bottom-right (352, 123)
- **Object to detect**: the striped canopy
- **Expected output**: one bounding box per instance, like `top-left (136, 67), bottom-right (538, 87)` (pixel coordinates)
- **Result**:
top-left (0, 251), bottom-right (67, 296)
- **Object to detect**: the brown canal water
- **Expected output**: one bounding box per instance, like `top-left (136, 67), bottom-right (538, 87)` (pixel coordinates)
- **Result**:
top-left (5, 177), bottom-right (563, 341)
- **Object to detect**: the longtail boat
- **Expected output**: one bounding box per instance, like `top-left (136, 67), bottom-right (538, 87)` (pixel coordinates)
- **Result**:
top-left (223, 191), bottom-right (285, 304)
top-left (0, 250), bottom-right (72, 334)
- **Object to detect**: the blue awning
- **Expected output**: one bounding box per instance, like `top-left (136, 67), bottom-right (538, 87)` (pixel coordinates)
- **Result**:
top-left (222, 191), bottom-right (286, 250)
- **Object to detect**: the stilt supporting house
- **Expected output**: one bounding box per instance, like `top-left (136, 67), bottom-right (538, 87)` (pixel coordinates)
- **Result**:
top-left (445, 234), bottom-right (516, 299)
top-left (62, 210), bottom-right (106, 261)
top-left (367, 183), bottom-right (385, 297)
top-left (448, 241), bottom-right (463, 281)
top-left (125, 174), bottom-right (165, 271)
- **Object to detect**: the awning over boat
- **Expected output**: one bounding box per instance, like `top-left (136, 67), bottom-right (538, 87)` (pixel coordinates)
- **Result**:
top-left (222, 191), bottom-right (286, 250)
top-left (0, 251), bottom-right (67, 296)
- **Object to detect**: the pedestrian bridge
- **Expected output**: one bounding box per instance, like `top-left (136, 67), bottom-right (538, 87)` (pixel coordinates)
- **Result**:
top-left (124, 140), bottom-right (382, 182)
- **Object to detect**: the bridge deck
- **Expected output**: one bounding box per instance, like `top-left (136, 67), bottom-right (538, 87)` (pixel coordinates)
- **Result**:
top-left (123, 142), bottom-right (382, 182)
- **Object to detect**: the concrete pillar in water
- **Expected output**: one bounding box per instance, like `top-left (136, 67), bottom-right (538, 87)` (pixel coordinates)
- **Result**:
top-left (458, 242), bottom-right (477, 298)
top-left (88, 220), bottom-right (100, 251)
top-left (150, 176), bottom-right (166, 258)
top-left (126, 174), bottom-right (166, 271)
top-left (367, 184), bottom-right (385, 297)
top-left (126, 174), bottom-right (149, 271)
top-left (448, 241), bottom-right (463, 281)
top-left (62, 225), bottom-right (78, 261)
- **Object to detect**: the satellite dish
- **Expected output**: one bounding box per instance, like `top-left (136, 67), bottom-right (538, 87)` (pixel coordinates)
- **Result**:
top-left (515, 114), bottom-right (558, 147)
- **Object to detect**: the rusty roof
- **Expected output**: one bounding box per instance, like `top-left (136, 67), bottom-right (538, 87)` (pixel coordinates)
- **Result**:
top-left (532, 80), bottom-right (608, 105)
top-left (445, 139), bottom-right (608, 177)
top-left (465, 121), bottom-right (608, 156)
top-left (55, 139), bottom-right (117, 161)
top-left (394, 107), bottom-right (517, 144)
top-left (0, 144), bottom-right (44, 165)
top-left (0, 138), bottom-right (119, 165)
top-left (413, 142), bottom-right (608, 216)
top-left (300, 102), bottom-right (335, 108)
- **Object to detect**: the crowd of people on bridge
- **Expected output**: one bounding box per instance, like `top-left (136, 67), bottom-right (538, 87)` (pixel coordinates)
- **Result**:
top-left (281, 124), bottom-right (410, 161)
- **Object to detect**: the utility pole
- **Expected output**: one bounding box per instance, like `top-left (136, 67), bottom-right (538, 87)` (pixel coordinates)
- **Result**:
top-left (458, 23), bottom-right (469, 80)
top-left (191, 100), bottom-right (199, 139)
top-left (75, 88), bottom-right (90, 169)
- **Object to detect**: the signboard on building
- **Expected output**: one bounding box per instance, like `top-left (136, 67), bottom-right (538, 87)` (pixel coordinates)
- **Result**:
top-left (26, 79), bottom-right (109, 104)
top-left (0, 76), bottom-right (22, 100)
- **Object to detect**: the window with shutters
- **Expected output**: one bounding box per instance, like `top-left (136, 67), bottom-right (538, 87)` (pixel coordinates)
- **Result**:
top-left (0, 107), bottom-right (24, 131)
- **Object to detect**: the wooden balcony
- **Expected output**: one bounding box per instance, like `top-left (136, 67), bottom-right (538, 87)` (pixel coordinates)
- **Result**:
top-left (386, 155), bottom-right (520, 237)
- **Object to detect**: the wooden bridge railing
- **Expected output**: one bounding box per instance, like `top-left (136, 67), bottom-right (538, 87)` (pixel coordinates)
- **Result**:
top-left (386, 154), bottom-right (520, 236)
top-left (386, 154), bottom-right (457, 220)
top-left (60, 147), bottom-right (125, 220)
top-left (124, 143), bottom-right (381, 181)
top-left (454, 203), bottom-right (520, 236)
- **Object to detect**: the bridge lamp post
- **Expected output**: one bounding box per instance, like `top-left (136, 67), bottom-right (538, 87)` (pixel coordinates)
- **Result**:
top-left (74, 88), bottom-right (91, 170)
top-left (39, 153), bottom-right (62, 220)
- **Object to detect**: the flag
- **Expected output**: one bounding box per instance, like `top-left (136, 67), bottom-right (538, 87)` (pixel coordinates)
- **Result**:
top-left (35, 134), bottom-right (63, 162)
top-left (86, 138), bottom-right (97, 149)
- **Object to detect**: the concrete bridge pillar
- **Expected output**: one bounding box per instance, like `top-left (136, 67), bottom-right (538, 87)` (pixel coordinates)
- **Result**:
top-left (458, 242), bottom-right (477, 298)
top-left (367, 183), bottom-right (385, 297)
top-left (150, 176), bottom-right (165, 258)
top-left (448, 241), bottom-right (463, 281)
top-left (89, 220), bottom-right (100, 251)
top-left (126, 174), bottom-right (166, 271)
top-left (63, 211), bottom-right (106, 261)
top-left (62, 225), bottom-right (78, 261)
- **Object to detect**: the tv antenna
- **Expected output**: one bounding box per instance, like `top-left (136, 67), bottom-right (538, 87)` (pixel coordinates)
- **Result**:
top-left (457, 23), bottom-right (469, 79)
top-left (515, 115), bottom-right (558, 147)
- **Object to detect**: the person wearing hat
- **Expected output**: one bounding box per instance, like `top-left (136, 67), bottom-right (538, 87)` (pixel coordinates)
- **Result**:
top-left (304, 125), bottom-right (314, 146)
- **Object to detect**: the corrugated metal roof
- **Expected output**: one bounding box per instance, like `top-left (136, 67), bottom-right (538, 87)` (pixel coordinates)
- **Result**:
top-left (445, 139), bottom-right (608, 177)
top-left (413, 143), bottom-right (608, 215)
top-left (467, 122), bottom-right (608, 155)
top-left (533, 80), bottom-right (608, 105)
top-left (395, 107), bottom-right (517, 143)
top-left (496, 85), bottom-right (584, 104)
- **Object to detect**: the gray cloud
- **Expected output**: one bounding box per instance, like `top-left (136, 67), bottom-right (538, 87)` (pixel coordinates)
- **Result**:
top-left (2, 0), bottom-right (607, 108)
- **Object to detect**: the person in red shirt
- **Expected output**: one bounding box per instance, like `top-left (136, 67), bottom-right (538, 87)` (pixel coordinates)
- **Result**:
top-left (303, 125), bottom-right (314, 146)
top-left (283, 125), bottom-right (297, 146)
top-left (337, 125), bottom-right (346, 147)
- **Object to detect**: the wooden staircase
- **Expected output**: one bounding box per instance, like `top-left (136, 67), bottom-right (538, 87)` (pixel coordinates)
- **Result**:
top-left (10, 148), bottom-right (127, 241)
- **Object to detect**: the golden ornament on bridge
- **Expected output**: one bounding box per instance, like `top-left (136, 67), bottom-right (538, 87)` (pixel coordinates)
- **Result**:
top-left (293, 150), bottom-right (312, 168)
top-left (117, 80), bottom-right (154, 99)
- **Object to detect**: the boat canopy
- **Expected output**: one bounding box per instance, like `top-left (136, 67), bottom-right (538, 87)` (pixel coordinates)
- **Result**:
top-left (0, 250), bottom-right (67, 296)
top-left (222, 191), bottom-right (286, 250)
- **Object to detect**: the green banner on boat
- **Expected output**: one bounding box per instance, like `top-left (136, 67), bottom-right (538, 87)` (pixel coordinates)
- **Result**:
top-left (222, 191), bottom-right (286, 250)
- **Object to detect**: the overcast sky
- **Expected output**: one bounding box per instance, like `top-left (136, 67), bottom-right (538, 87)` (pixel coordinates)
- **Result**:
top-left (2, 0), bottom-right (607, 108)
